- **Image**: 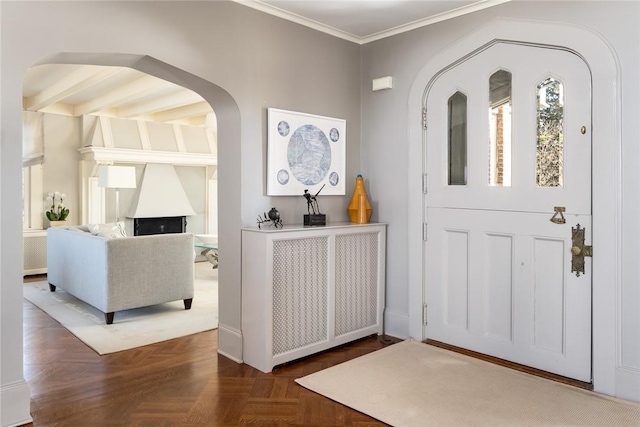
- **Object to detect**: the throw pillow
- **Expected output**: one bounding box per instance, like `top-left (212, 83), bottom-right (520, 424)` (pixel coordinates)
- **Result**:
top-left (87, 222), bottom-right (127, 239)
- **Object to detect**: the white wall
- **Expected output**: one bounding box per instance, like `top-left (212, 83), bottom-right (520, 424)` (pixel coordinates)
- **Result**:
top-left (361, 0), bottom-right (640, 401)
top-left (42, 114), bottom-right (80, 226)
top-left (1, 2), bottom-right (362, 425)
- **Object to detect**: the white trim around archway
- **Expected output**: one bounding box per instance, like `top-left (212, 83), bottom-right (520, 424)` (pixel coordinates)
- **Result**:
top-left (408, 17), bottom-right (622, 397)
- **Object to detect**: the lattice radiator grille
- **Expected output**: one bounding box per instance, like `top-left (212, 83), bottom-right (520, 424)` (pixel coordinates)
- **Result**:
top-left (335, 232), bottom-right (379, 336)
top-left (24, 231), bottom-right (47, 274)
top-left (272, 237), bottom-right (328, 356)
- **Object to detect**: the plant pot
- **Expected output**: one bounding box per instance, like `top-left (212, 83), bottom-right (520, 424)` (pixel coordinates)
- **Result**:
top-left (48, 220), bottom-right (67, 227)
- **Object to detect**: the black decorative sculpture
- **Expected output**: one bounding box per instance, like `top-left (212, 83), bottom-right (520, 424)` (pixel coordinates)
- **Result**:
top-left (303, 185), bottom-right (326, 226)
top-left (257, 207), bottom-right (283, 229)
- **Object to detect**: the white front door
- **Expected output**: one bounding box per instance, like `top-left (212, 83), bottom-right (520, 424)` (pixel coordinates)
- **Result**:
top-left (424, 43), bottom-right (592, 382)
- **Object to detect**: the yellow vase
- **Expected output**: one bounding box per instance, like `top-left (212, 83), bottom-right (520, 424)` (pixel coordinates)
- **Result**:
top-left (347, 174), bottom-right (372, 224)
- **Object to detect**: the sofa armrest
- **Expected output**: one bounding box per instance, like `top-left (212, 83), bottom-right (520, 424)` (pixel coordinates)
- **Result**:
top-left (47, 227), bottom-right (109, 310)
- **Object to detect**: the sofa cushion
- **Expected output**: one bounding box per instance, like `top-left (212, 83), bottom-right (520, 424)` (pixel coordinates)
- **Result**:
top-left (87, 222), bottom-right (127, 239)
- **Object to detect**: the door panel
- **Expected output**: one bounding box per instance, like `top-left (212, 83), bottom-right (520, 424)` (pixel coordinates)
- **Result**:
top-left (426, 208), bottom-right (592, 381)
top-left (443, 229), bottom-right (469, 331)
top-left (425, 42), bottom-right (592, 382)
top-left (532, 237), bottom-right (566, 354)
top-left (484, 233), bottom-right (513, 342)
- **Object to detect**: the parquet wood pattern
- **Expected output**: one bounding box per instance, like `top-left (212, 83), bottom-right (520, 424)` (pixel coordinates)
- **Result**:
top-left (23, 297), bottom-right (400, 426)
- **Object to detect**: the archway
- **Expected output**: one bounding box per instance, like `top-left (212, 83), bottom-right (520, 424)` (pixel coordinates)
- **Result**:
top-left (28, 52), bottom-right (242, 360)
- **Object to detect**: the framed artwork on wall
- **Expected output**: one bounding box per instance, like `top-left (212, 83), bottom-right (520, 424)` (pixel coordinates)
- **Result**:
top-left (267, 108), bottom-right (346, 196)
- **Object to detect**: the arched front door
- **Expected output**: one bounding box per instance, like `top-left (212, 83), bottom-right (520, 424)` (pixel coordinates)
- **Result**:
top-left (424, 42), bottom-right (592, 382)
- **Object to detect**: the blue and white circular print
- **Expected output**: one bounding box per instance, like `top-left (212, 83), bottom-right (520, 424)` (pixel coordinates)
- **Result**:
top-left (329, 172), bottom-right (339, 186)
top-left (329, 128), bottom-right (340, 142)
top-left (277, 169), bottom-right (290, 185)
top-left (287, 124), bottom-right (331, 186)
top-left (278, 121), bottom-right (290, 137)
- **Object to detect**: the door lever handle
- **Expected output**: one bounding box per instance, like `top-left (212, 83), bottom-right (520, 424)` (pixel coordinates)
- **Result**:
top-left (571, 224), bottom-right (592, 277)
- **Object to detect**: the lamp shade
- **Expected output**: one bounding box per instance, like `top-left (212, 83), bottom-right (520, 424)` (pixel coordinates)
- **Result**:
top-left (98, 166), bottom-right (137, 189)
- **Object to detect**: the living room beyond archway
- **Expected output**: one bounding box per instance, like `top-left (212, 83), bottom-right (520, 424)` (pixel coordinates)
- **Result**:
top-left (21, 53), bottom-right (242, 353)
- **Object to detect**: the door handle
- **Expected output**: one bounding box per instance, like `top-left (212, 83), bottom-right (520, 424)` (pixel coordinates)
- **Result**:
top-left (571, 224), bottom-right (592, 277)
top-left (550, 206), bottom-right (566, 224)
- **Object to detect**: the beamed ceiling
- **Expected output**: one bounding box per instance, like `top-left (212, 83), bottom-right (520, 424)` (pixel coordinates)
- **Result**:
top-left (22, 64), bottom-right (215, 128)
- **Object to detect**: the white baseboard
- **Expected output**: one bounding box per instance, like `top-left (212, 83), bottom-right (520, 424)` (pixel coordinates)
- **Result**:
top-left (217, 323), bottom-right (243, 363)
top-left (1, 380), bottom-right (32, 427)
top-left (384, 307), bottom-right (409, 339)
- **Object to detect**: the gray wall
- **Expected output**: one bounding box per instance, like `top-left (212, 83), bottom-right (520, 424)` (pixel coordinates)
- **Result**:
top-left (1, 2), bottom-right (361, 424)
top-left (4, 1), bottom-right (638, 425)
top-left (361, 0), bottom-right (640, 401)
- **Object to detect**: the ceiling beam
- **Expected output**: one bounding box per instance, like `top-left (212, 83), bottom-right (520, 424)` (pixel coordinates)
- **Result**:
top-left (24, 67), bottom-right (121, 111)
top-left (117, 90), bottom-right (204, 119)
top-left (73, 75), bottom-right (168, 117)
top-left (153, 101), bottom-right (212, 123)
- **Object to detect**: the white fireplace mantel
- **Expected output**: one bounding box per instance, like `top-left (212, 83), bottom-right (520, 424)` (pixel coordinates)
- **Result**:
top-left (79, 146), bottom-right (217, 167)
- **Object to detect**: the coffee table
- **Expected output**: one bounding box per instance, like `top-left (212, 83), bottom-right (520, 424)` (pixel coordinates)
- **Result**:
top-left (194, 235), bottom-right (218, 269)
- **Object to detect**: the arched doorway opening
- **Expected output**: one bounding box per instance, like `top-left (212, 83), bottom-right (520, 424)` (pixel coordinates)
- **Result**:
top-left (407, 19), bottom-right (620, 395)
top-left (22, 52), bottom-right (242, 358)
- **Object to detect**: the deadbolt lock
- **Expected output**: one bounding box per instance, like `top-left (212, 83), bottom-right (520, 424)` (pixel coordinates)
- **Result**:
top-left (571, 224), bottom-right (592, 277)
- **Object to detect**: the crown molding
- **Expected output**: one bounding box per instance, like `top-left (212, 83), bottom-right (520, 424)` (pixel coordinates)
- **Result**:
top-left (232, 0), bottom-right (361, 43)
top-left (233, 0), bottom-right (511, 45)
top-left (362, 0), bottom-right (512, 44)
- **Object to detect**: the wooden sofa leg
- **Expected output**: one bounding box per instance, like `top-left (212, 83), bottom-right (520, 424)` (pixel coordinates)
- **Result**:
top-left (184, 298), bottom-right (193, 310)
top-left (48, 283), bottom-right (56, 292)
top-left (105, 312), bottom-right (114, 325)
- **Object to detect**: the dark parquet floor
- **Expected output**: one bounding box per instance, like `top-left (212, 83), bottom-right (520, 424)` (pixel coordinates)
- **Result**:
top-left (23, 291), bottom-right (401, 426)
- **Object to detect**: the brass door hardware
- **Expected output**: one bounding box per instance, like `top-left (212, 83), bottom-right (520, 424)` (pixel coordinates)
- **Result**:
top-left (571, 224), bottom-right (592, 277)
top-left (580, 126), bottom-right (587, 135)
top-left (550, 206), bottom-right (566, 224)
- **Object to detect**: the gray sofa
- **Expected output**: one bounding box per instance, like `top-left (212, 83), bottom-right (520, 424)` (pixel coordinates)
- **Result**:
top-left (47, 225), bottom-right (195, 324)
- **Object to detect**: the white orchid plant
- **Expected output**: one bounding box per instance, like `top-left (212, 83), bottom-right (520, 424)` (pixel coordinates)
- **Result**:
top-left (46, 191), bottom-right (69, 221)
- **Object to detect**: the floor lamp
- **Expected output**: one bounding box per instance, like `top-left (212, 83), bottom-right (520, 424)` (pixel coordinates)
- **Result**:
top-left (98, 165), bottom-right (137, 222)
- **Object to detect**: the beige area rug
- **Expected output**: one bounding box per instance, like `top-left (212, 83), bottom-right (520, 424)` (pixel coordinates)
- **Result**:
top-left (296, 339), bottom-right (640, 427)
top-left (23, 261), bottom-right (218, 355)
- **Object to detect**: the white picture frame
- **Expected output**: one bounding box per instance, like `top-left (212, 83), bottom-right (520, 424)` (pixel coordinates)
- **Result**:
top-left (267, 108), bottom-right (346, 196)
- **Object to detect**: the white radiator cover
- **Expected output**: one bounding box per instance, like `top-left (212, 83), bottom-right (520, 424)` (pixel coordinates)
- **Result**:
top-left (24, 230), bottom-right (47, 275)
top-left (272, 236), bottom-right (329, 355)
top-left (334, 232), bottom-right (380, 337)
top-left (242, 222), bottom-right (386, 373)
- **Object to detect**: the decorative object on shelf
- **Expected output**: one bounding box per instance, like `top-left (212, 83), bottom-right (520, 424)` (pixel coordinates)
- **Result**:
top-left (46, 191), bottom-right (69, 224)
top-left (267, 108), bottom-right (346, 196)
top-left (98, 165), bottom-right (137, 222)
top-left (257, 207), bottom-right (283, 229)
top-left (347, 174), bottom-right (372, 224)
top-left (303, 184), bottom-right (326, 226)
